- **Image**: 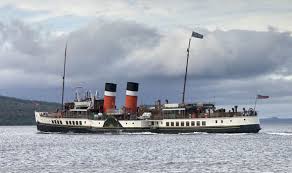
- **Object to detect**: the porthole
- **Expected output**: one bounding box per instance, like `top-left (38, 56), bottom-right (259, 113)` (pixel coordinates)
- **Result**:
top-left (181, 122), bottom-right (184, 126)
top-left (215, 120), bottom-right (218, 123)
top-left (196, 121), bottom-right (200, 126)
top-left (191, 121), bottom-right (195, 126)
top-left (132, 122), bottom-right (134, 125)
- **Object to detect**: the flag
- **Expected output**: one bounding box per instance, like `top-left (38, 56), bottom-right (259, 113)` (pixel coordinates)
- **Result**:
top-left (257, 95), bottom-right (269, 99)
top-left (192, 31), bottom-right (203, 39)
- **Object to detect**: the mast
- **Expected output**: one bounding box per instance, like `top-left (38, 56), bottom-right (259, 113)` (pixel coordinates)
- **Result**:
top-left (182, 31), bottom-right (203, 104)
top-left (61, 42), bottom-right (68, 111)
top-left (182, 38), bottom-right (192, 104)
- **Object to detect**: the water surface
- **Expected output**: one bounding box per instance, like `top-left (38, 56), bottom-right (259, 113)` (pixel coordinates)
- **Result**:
top-left (0, 123), bottom-right (291, 173)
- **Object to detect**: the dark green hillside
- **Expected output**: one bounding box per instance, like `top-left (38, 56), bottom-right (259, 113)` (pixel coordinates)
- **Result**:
top-left (0, 96), bottom-right (60, 125)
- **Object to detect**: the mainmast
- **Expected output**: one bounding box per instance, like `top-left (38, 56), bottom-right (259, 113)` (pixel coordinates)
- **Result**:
top-left (61, 42), bottom-right (68, 111)
top-left (182, 31), bottom-right (203, 104)
top-left (182, 38), bottom-right (192, 104)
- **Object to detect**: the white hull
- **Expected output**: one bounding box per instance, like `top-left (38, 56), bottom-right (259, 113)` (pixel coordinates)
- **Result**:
top-left (35, 112), bottom-right (261, 133)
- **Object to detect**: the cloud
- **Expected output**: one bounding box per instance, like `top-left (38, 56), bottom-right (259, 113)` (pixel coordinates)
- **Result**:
top-left (1, 0), bottom-right (292, 32)
top-left (0, 19), bottom-right (161, 87)
top-left (117, 28), bottom-right (292, 80)
top-left (1, 19), bottom-right (292, 118)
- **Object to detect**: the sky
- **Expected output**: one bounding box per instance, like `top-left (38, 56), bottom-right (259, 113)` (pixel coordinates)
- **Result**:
top-left (0, 0), bottom-right (292, 118)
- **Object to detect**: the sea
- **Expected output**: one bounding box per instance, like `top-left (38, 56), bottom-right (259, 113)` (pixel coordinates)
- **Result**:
top-left (0, 122), bottom-right (291, 173)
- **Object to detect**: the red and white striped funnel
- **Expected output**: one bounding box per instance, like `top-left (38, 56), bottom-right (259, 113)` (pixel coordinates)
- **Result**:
top-left (103, 83), bottom-right (117, 113)
top-left (125, 82), bottom-right (139, 113)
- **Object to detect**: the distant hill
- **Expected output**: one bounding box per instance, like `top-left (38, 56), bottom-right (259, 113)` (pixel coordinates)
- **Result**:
top-left (0, 96), bottom-right (60, 125)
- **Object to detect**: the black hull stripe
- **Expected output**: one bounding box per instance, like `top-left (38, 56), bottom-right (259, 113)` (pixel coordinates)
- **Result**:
top-left (36, 123), bottom-right (261, 134)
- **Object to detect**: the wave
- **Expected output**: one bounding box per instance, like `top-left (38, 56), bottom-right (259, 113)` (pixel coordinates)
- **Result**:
top-left (215, 133), bottom-right (249, 136)
top-left (121, 132), bottom-right (158, 135)
top-left (265, 132), bottom-right (292, 136)
top-left (178, 132), bottom-right (208, 135)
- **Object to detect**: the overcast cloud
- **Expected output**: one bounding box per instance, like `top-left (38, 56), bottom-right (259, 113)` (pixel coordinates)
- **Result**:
top-left (0, 1), bottom-right (292, 117)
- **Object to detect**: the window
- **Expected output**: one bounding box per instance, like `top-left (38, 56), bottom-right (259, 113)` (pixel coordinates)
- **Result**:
top-left (76, 121), bottom-right (78, 125)
top-left (191, 121), bottom-right (195, 126)
top-left (244, 119), bottom-right (246, 121)
top-left (79, 121), bottom-right (82, 125)
top-left (132, 122), bottom-right (135, 124)
top-left (196, 121), bottom-right (200, 126)
top-left (54, 120), bottom-right (56, 124)
top-left (202, 121), bottom-right (206, 126)
top-left (215, 120), bottom-right (218, 123)
top-left (72, 121), bottom-right (75, 125)
top-left (176, 122), bottom-right (179, 126)
top-left (60, 121), bottom-right (62, 125)
top-left (171, 122), bottom-right (174, 126)
top-left (221, 120), bottom-right (223, 123)
top-left (51, 120), bottom-right (54, 124)
top-left (186, 121), bottom-right (190, 126)
top-left (151, 122), bottom-right (154, 125)
top-left (166, 122), bottom-right (169, 126)
top-left (230, 120), bottom-right (232, 122)
top-left (66, 121), bottom-right (68, 125)
top-left (181, 122), bottom-right (184, 126)
top-left (69, 121), bottom-right (72, 125)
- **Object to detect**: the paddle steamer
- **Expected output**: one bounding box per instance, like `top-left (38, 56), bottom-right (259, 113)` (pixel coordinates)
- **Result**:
top-left (35, 82), bottom-right (261, 133)
top-left (35, 31), bottom-right (261, 133)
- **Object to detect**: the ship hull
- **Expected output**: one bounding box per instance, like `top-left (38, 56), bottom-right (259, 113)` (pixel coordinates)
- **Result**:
top-left (36, 122), bottom-right (260, 134)
top-left (35, 112), bottom-right (261, 134)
